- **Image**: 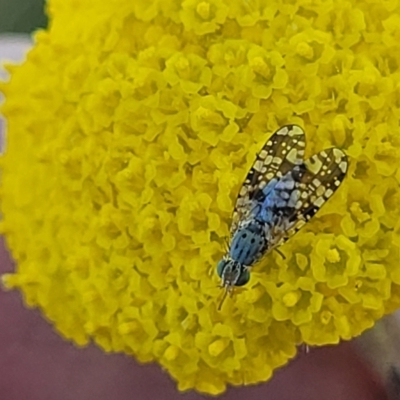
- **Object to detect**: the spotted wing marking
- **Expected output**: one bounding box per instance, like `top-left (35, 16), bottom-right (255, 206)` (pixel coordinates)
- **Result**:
top-left (274, 147), bottom-right (348, 246)
top-left (231, 125), bottom-right (306, 235)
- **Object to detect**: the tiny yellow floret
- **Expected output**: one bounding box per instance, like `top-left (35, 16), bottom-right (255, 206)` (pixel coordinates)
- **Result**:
top-left (197, 2), bottom-right (211, 20)
top-left (296, 42), bottom-right (314, 60)
top-left (282, 291), bottom-right (300, 308)
top-left (326, 249), bottom-right (341, 264)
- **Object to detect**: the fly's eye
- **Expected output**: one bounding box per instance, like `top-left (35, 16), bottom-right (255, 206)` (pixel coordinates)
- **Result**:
top-left (236, 269), bottom-right (250, 286)
top-left (216, 259), bottom-right (226, 278)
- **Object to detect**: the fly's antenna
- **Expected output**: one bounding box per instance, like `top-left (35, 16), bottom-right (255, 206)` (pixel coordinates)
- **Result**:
top-left (218, 286), bottom-right (230, 311)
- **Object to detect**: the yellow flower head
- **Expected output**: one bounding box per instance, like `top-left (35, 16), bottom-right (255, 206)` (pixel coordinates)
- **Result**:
top-left (2, 0), bottom-right (400, 395)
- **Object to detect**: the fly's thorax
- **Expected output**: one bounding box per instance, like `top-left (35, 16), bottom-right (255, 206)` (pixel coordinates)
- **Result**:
top-left (216, 257), bottom-right (250, 287)
top-left (229, 220), bottom-right (268, 266)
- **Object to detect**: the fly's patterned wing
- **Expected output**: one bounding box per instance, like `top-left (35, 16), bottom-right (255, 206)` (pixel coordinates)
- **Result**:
top-left (273, 147), bottom-right (348, 247)
top-left (231, 125), bottom-right (306, 235)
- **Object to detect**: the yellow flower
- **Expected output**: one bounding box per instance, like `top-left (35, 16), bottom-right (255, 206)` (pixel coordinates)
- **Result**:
top-left (1, 0), bottom-right (400, 395)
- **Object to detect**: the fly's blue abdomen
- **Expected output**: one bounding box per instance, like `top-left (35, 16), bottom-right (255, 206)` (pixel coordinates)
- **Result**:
top-left (259, 170), bottom-right (302, 222)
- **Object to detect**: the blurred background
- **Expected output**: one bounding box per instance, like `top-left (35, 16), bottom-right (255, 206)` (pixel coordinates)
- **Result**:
top-left (0, 0), bottom-right (47, 33)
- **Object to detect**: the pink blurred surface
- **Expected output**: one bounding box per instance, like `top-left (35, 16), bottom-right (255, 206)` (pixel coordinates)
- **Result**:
top-left (0, 237), bottom-right (387, 400)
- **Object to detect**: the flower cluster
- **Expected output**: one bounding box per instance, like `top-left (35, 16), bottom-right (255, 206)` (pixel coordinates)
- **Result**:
top-left (2, 0), bottom-right (400, 394)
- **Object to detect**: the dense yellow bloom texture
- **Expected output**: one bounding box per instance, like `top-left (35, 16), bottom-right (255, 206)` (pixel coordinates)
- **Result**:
top-left (2, 0), bottom-right (400, 394)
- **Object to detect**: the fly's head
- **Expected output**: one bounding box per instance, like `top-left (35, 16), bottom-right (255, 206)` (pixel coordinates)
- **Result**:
top-left (216, 256), bottom-right (250, 309)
